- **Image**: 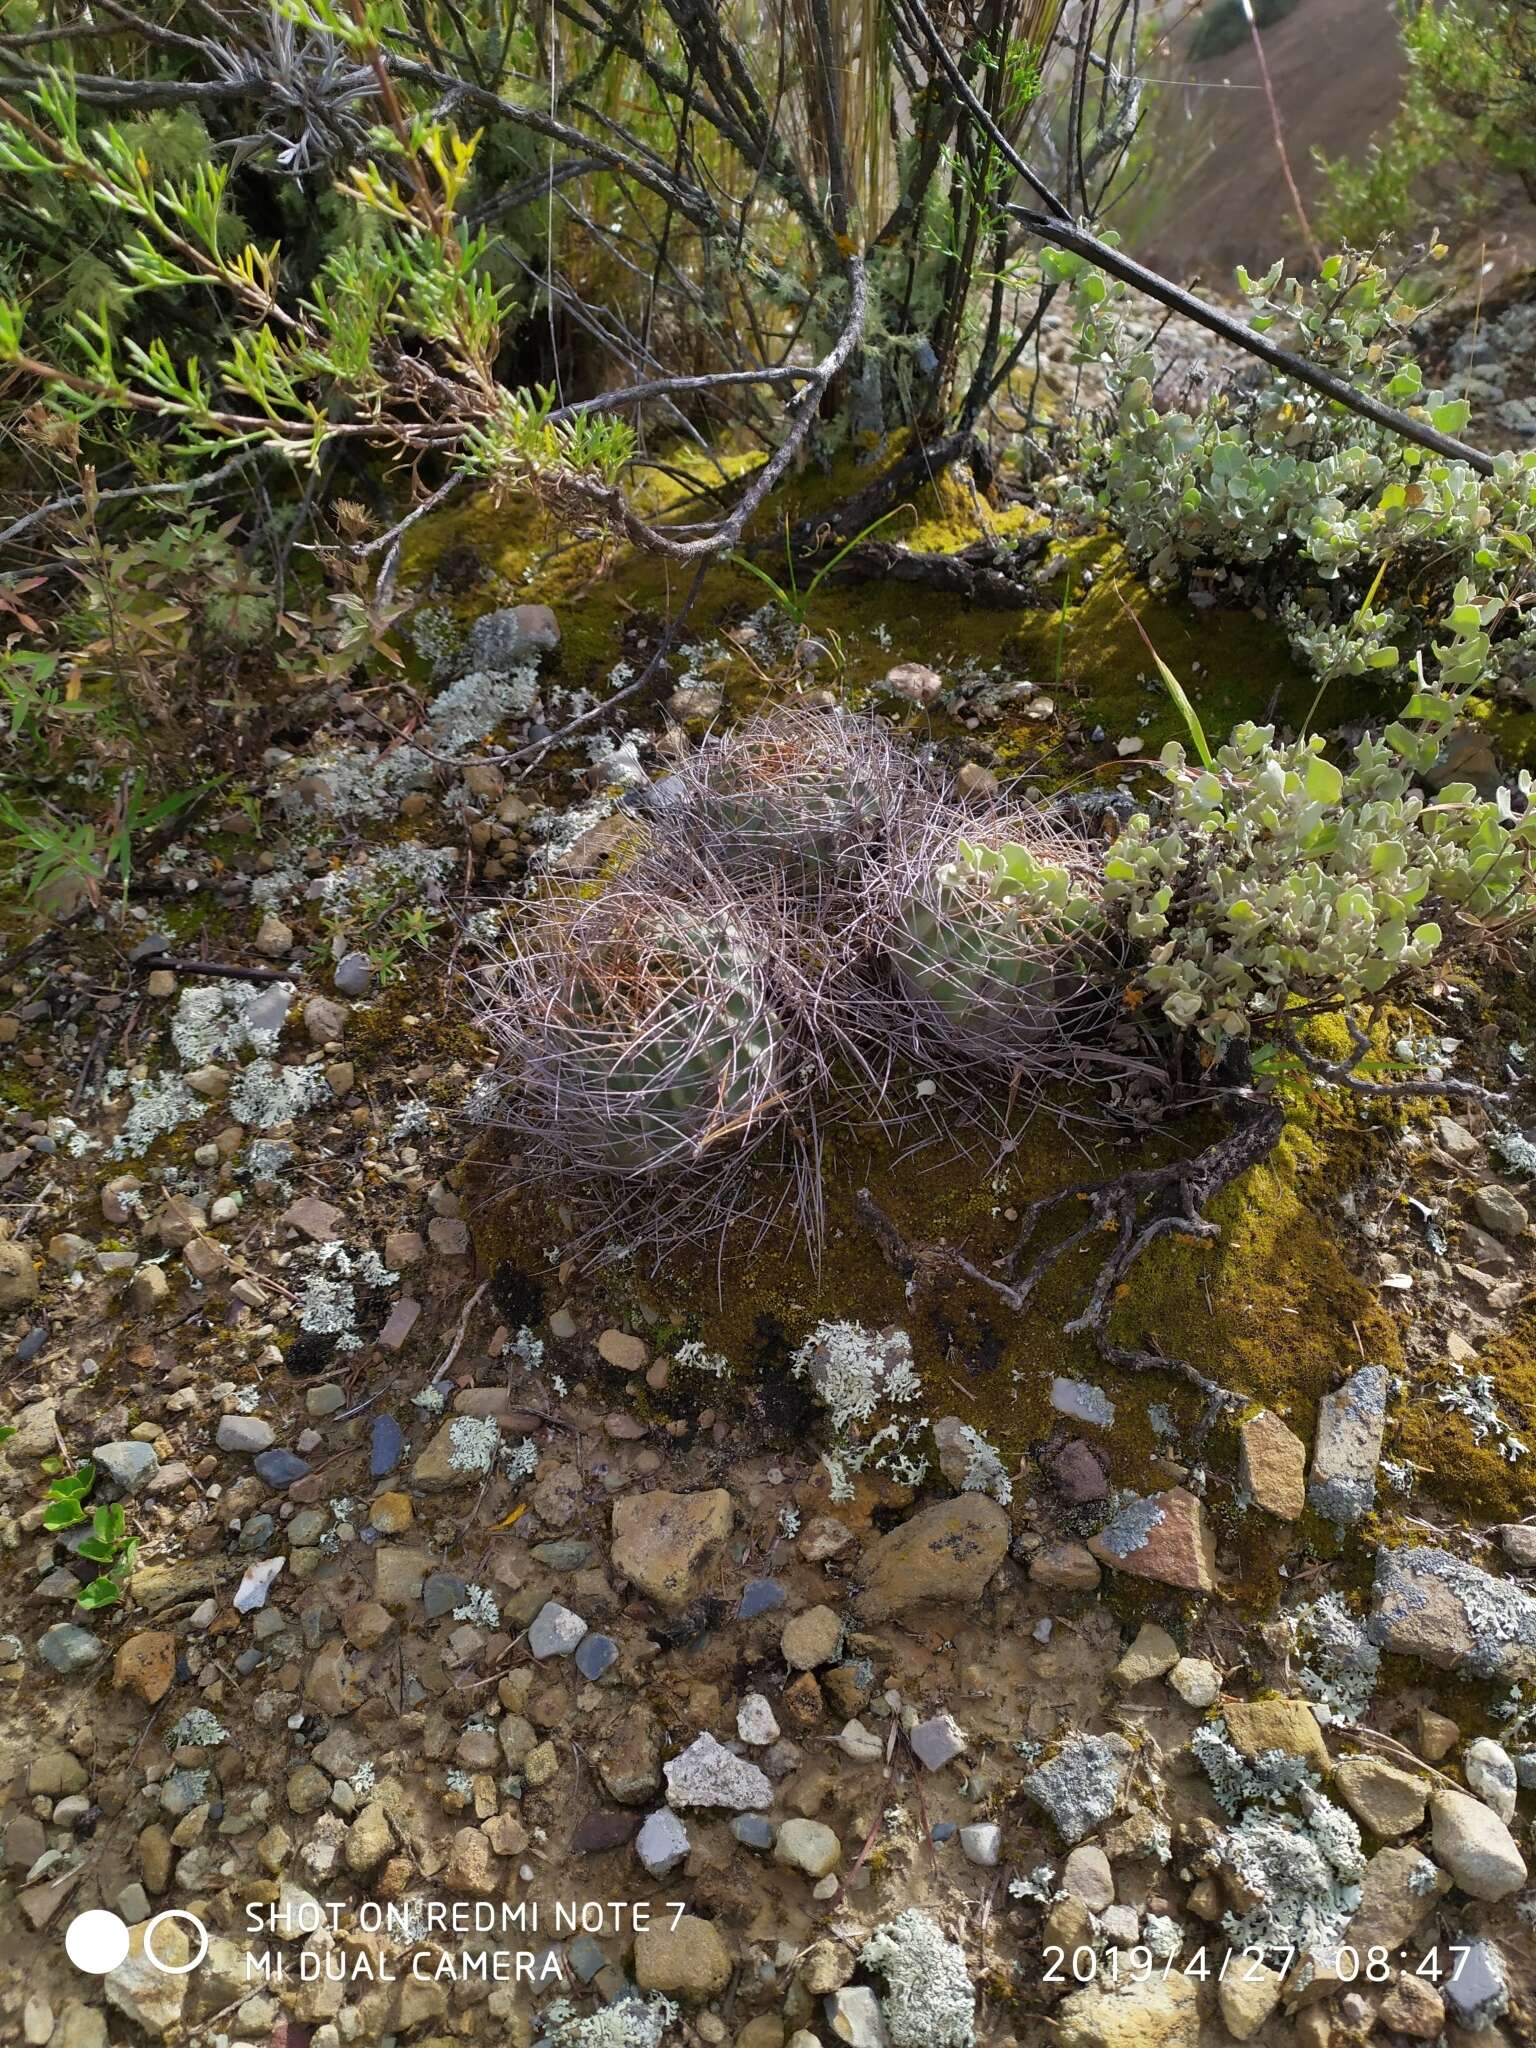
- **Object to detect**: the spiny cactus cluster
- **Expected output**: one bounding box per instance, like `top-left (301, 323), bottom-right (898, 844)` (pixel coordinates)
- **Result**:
top-left (874, 809), bottom-right (1124, 1071)
top-left (476, 707), bottom-right (1118, 1258)
top-left (506, 891), bottom-right (788, 1176)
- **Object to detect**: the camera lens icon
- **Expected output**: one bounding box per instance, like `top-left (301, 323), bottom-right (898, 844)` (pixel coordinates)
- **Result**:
top-left (65, 1909), bottom-right (207, 1976)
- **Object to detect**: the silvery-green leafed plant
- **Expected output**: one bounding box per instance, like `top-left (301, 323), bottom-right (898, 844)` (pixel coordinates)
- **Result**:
top-left (1103, 711), bottom-right (1536, 1051)
top-left (1059, 246), bottom-right (1536, 697)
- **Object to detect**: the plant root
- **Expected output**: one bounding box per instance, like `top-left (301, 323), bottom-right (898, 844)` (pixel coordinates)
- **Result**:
top-left (858, 1095), bottom-right (1287, 1424)
top-left (1283, 1016), bottom-right (1511, 1104)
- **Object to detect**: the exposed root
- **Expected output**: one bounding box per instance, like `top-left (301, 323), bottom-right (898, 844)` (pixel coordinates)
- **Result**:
top-left (858, 1095), bottom-right (1288, 1418)
top-left (1283, 1016), bottom-right (1511, 1104)
top-left (816, 530), bottom-right (1048, 605)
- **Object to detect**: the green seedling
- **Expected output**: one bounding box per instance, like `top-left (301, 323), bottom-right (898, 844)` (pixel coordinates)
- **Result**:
top-left (41, 1461), bottom-right (95, 1530)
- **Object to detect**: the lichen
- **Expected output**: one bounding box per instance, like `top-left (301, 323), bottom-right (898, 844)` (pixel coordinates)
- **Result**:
top-left (858, 1908), bottom-right (976, 2048)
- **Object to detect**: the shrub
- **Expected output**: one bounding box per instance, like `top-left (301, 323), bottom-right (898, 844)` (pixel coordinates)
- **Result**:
top-left (1060, 248), bottom-right (1536, 694)
top-left (1316, 0), bottom-right (1536, 248)
top-left (1103, 628), bottom-right (1536, 1050)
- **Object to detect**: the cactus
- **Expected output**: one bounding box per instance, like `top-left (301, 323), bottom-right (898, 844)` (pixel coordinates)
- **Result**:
top-left (519, 898), bottom-right (785, 1175)
top-left (888, 835), bottom-right (1107, 1038)
top-left (658, 704), bottom-right (913, 894)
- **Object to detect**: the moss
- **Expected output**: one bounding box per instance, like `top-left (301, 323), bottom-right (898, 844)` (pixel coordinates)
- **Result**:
top-left (470, 1051), bottom-right (1410, 1526)
top-left (1395, 1304), bottom-right (1536, 1524)
top-left (346, 962), bottom-right (487, 1071)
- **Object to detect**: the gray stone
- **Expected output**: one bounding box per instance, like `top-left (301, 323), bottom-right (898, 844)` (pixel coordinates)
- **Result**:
top-left (93, 1441), bottom-right (159, 1494)
top-left (1369, 1545), bottom-right (1536, 1677)
top-left (731, 1814), bottom-right (775, 1851)
top-left (528, 1600), bottom-right (588, 1659)
top-left (959, 1822), bottom-right (1001, 1867)
top-left (1307, 1363), bottom-right (1388, 1525)
top-left (1464, 1736), bottom-right (1518, 1822)
top-left (216, 1415), bottom-right (275, 1454)
top-left (369, 1414), bottom-right (404, 1477)
top-left (567, 1934), bottom-right (607, 1983)
top-left (775, 1819), bottom-right (840, 1879)
top-left (38, 1624), bottom-right (102, 1674)
top-left (253, 1449), bottom-right (310, 1488)
top-left (423, 1573), bottom-right (468, 1619)
top-left (1024, 1735), bottom-right (1127, 1844)
top-left (1429, 1787), bottom-right (1528, 1899)
top-left (909, 1713), bottom-right (966, 1771)
top-left (635, 1808), bottom-right (690, 1876)
top-left (738, 1578), bottom-right (786, 1619)
top-left (333, 952), bottom-right (373, 999)
top-left (464, 604), bottom-right (560, 670)
top-left (575, 1633), bottom-right (619, 1682)
top-left (737, 1692), bottom-right (781, 1746)
top-left (663, 1732), bottom-right (772, 1812)
top-left (1473, 1185), bottom-right (1529, 1240)
top-left (823, 1986), bottom-right (887, 2047)
top-left (1444, 1938), bottom-right (1510, 2030)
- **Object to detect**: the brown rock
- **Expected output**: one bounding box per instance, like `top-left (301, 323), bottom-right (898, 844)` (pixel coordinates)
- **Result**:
top-left (595, 1708), bottom-right (663, 1805)
top-left (114, 1630), bottom-right (176, 1706)
top-left (343, 1600), bottom-right (395, 1650)
top-left (611, 1488), bottom-right (733, 1609)
top-left (1379, 1971), bottom-right (1444, 2039)
top-left (444, 1825), bottom-right (499, 1897)
top-left (571, 1811), bottom-right (637, 1853)
top-left (854, 1495), bottom-right (1011, 1621)
top-left (138, 1823), bottom-right (173, 1894)
top-left (0, 1242), bottom-right (40, 1305)
top-left (780, 1672), bottom-right (823, 1728)
top-left (1416, 1707), bottom-right (1460, 1761)
top-left (1334, 1756), bottom-right (1428, 1837)
top-left (304, 1645), bottom-right (363, 1716)
top-left (634, 1916), bottom-right (732, 2001)
top-left (1029, 1541), bottom-right (1101, 1594)
top-left (597, 1328), bottom-right (650, 1372)
top-left (153, 1195), bottom-right (205, 1249)
top-left (1345, 1845), bottom-right (1449, 1952)
top-left (1223, 1698), bottom-right (1331, 1779)
top-left (281, 1195), bottom-right (343, 1242)
top-left (129, 1558), bottom-right (224, 1612)
top-left (1238, 1409), bottom-right (1307, 1520)
top-left (1087, 1488), bottom-right (1216, 1594)
top-left (781, 1604), bottom-right (842, 1670)
top-left (182, 1235), bottom-right (226, 1280)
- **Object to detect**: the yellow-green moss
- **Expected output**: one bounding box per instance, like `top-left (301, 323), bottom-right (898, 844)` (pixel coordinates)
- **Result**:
top-left (1397, 1305), bottom-right (1536, 1524)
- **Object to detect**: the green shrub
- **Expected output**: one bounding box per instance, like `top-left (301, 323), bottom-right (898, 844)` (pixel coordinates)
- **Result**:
top-left (1316, 0), bottom-right (1536, 248)
top-left (1059, 247), bottom-right (1536, 695)
top-left (1102, 598), bottom-right (1536, 1050)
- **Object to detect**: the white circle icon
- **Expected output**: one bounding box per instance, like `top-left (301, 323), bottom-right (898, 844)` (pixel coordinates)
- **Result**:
top-left (65, 1910), bottom-right (130, 1975)
top-left (143, 1910), bottom-right (208, 1974)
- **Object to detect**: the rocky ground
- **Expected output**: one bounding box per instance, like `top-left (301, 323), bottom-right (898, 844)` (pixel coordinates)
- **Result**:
top-left (4, 371), bottom-right (1536, 2048)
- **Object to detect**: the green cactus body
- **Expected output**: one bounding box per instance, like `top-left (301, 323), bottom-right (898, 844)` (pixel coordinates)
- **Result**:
top-left (892, 838), bottom-right (1103, 1031)
top-left (561, 912), bottom-right (781, 1170)
top-left (704, 775), bottom-right (881, 875)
